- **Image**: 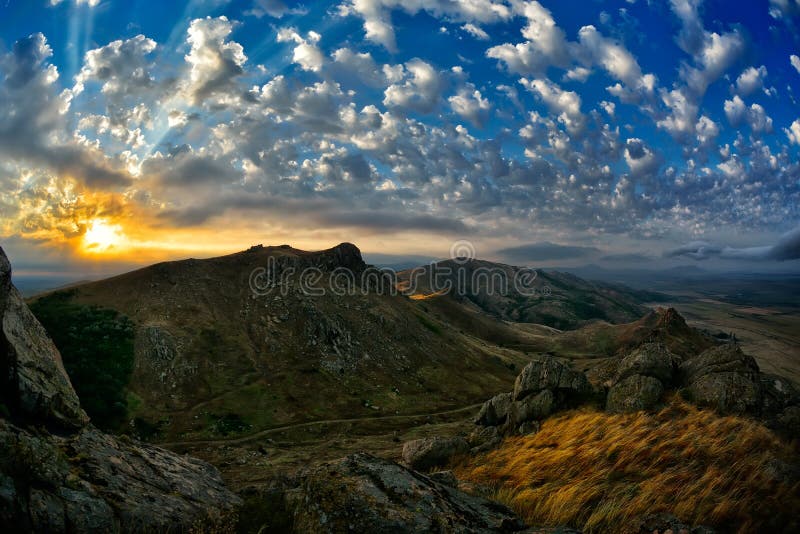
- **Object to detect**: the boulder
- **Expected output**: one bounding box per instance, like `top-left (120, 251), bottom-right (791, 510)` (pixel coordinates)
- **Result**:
top-left (606, 375), bottom-right (664, 413)
top-left (474, 392), bottom-right (512, 426)
top-left (509, 389), bottom-right (555, 426)
top-left (680, 345), bottom-right (763, 415)
top-left (681, 344), bottom-right (760, 383)
top-left (615, 342), bottom-right (678, 384)
top-left (513, 355), bottom-right (589, 401)
top-left (289, 452), bottom-right (526, 533)
top-left (401, 436), bottom-right (469, 471)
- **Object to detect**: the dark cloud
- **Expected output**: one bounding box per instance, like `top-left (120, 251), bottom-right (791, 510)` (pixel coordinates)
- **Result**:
top-left (600, 253), bottom-right (655, 263)
top-left (496, 242), bottom-right (600, 263)
top-left (664, 227), bottom-right (800, 262)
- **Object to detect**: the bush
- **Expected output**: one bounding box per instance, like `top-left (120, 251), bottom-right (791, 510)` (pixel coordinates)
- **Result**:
top-left (30, 291), bottom-right (135, 431)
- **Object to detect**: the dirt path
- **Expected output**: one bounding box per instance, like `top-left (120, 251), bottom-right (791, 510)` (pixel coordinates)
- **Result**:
top-left (159, 403), bottom-right (484, 448)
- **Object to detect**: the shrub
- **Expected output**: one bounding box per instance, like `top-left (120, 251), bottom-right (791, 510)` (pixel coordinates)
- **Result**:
top-left (30, 292), bottom-right (135, 431)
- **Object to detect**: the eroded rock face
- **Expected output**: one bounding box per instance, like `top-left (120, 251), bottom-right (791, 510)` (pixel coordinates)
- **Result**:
top-left (615, 343), bottom-right (679, 385)
top-left (0, 247), bottom-right (241, 532)
top-left (681, 345), bottom-right (762, 414)
top-left (474, 392), bottom-right (512, 426)
top-left (289, 452), bottom-right (526, 533)
top-left (1, 248), bottom-right (87, 429)
top-left (513, 355), bottom-right (590, 401)
top-left (606, 375), bottom-right (664, 413)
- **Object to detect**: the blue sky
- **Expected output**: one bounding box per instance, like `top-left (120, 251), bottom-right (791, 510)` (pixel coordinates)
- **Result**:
top-left (0, 0), bottom-right (799, 275)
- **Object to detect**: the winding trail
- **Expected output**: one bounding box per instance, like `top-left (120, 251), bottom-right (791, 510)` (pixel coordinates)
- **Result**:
top-left (159, 402), bottom-right (484, 449)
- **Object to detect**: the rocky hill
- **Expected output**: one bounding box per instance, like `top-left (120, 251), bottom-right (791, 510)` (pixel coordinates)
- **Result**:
top-left (0, 247), bottom-right (240, 531)
top-left (28, 244), bottom-right (531, 442)
top-left (398, 259), bottom-right (651, 330)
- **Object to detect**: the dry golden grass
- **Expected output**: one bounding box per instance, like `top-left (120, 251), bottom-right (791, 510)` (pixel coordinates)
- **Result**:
top-left (453, 396), bottom-right (799, 533)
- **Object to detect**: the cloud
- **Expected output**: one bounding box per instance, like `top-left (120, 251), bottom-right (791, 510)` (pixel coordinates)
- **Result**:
top-left (723, 96), bottom-right (773, 133)
top-left (520, 78), bottom-right (585, 134)
top-left (665, 228), bottom-right (800, 261)
top-left (791, 54), bottom-right (800, 74)
top-left (461, 23), bottom-right (489, 40)
top-left (735, 65), bottom-right (767, 96)
top-left (486, 1), bottom-right (571, 75)
top-left (578, 25), bottom-right (655, 98)
top-left (248, 0), bottom-right (307, 18)
top-left (496, 242), bottom-right (600, 262)
top-left (341, 0), bottom-right (511, 52)
top-left (448, 84), bottom-right (491, 127)
top-left (277, 28), bottom-right (324, 72)
top-left (184, 16), bottom-right (247, 104)
top-left (383, 59), bottom-right (443, 113)
top-left (624, 138), bottom-right (660, 176)
top-left (785, 119), bottom-right (800, 145)
top-left (73, 35), bottom-right (158, 99)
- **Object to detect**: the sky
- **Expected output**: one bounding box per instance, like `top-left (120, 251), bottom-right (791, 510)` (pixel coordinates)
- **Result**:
top-left (0, 0), bottom-right (799, 278)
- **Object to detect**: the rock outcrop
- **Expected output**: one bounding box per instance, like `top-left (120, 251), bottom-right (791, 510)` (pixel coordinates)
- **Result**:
top-left (288, 452), bottom-right (526, 533)
top-left (0, 247), bottom-right (240, 532)
top-left (606, 343), bottom-right (678, 413)
top-left (475, 355), bottom-right (591, 435)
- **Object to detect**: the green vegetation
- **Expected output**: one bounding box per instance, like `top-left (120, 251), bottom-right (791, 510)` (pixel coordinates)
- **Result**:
top-left (30, 291), bottom-right (135, 431)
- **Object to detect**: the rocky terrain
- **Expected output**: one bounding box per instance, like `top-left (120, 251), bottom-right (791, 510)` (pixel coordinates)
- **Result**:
top-left (9, 243), bottom-right (800, 532)
top-left (0, 247), bottom-right (241, 531)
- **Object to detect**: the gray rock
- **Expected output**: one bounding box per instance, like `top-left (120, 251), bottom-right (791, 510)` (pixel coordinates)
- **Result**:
top-left (289, 452), bottom-right (526, 533)
top-left (680, 345), bottom-right (763, 415)
top-left (29, 489), bottom-right (66, 532)
top-left (606, 375), bottom-right (664, 413)
top-left (475, 392), bottom-right (512, 426)
top-left (681, 344), bottom-right (760, 383)
top-left (509, 389), bottom-right (555, 426)
top-left (1, 247), bottom-right (87, 429)
top-left (468, 425), bottom-right (502, 452)
top-left (513, 355), bottom-right (589, 401)
top-left (615, 342), bottom-right (678, 384)
top-left (428, 470), bottom-right (458, 487)
top-left (401, 436), bottom-right (469, 471)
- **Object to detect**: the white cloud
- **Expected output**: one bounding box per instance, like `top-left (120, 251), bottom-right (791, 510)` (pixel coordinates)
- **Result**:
top-left (49, 0), bottom-right (100, 7)
top-left (185, 17), bottom-right (247, 104)
top-left (461, 23), bottom-right (489, 40)
top-left (520, 77), bottom-right (585, 134)
top-left (486, 1), bottom-right (571, 74)
top-left (383, 59), bottom-right (443, 113)
top-left (784, 118), bottom-right (800, 145)
top-left (791, 54), bottom-right (800, 74)
top-left (735, 65), bottom-right (767, 96)
top-left (723, 95), bottom-right (773, 133)
top-left (578, 25), bottom-right (654, 96)
top-left (277, 28), bottom-right (324, 72)
top-left (448, 84), bottom-right (491, 126)
top-left (247, 0), bottom-right (308, 18)
top-left (341, 0), bottom-right (511, 52)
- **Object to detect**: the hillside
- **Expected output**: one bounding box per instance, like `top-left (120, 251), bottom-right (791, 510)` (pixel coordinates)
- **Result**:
top-left (28, 244), bottom-right (531, 442)
top-left (398, 259), bottom-right (651, 330)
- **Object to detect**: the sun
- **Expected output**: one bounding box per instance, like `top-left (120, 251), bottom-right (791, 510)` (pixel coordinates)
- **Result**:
top-left (83, 219), bottom-right (125, 252)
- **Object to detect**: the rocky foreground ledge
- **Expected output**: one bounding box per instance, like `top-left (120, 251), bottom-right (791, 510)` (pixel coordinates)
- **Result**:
top-left (0, 247), bottom-right (241, 532)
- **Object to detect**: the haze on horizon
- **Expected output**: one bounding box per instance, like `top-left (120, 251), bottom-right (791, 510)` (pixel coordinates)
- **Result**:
top-left (1, 0), bottom-right (799, 278)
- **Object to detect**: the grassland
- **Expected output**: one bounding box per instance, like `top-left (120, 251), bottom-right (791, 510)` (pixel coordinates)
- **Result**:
top-left (453, 395), bottom-right (799, 533)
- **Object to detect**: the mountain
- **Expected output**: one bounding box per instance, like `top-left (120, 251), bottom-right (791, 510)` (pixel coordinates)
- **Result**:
top-left (398, 258), bottom-right (651, 330)
top-left (28, 243), bottom-right (531, 442)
